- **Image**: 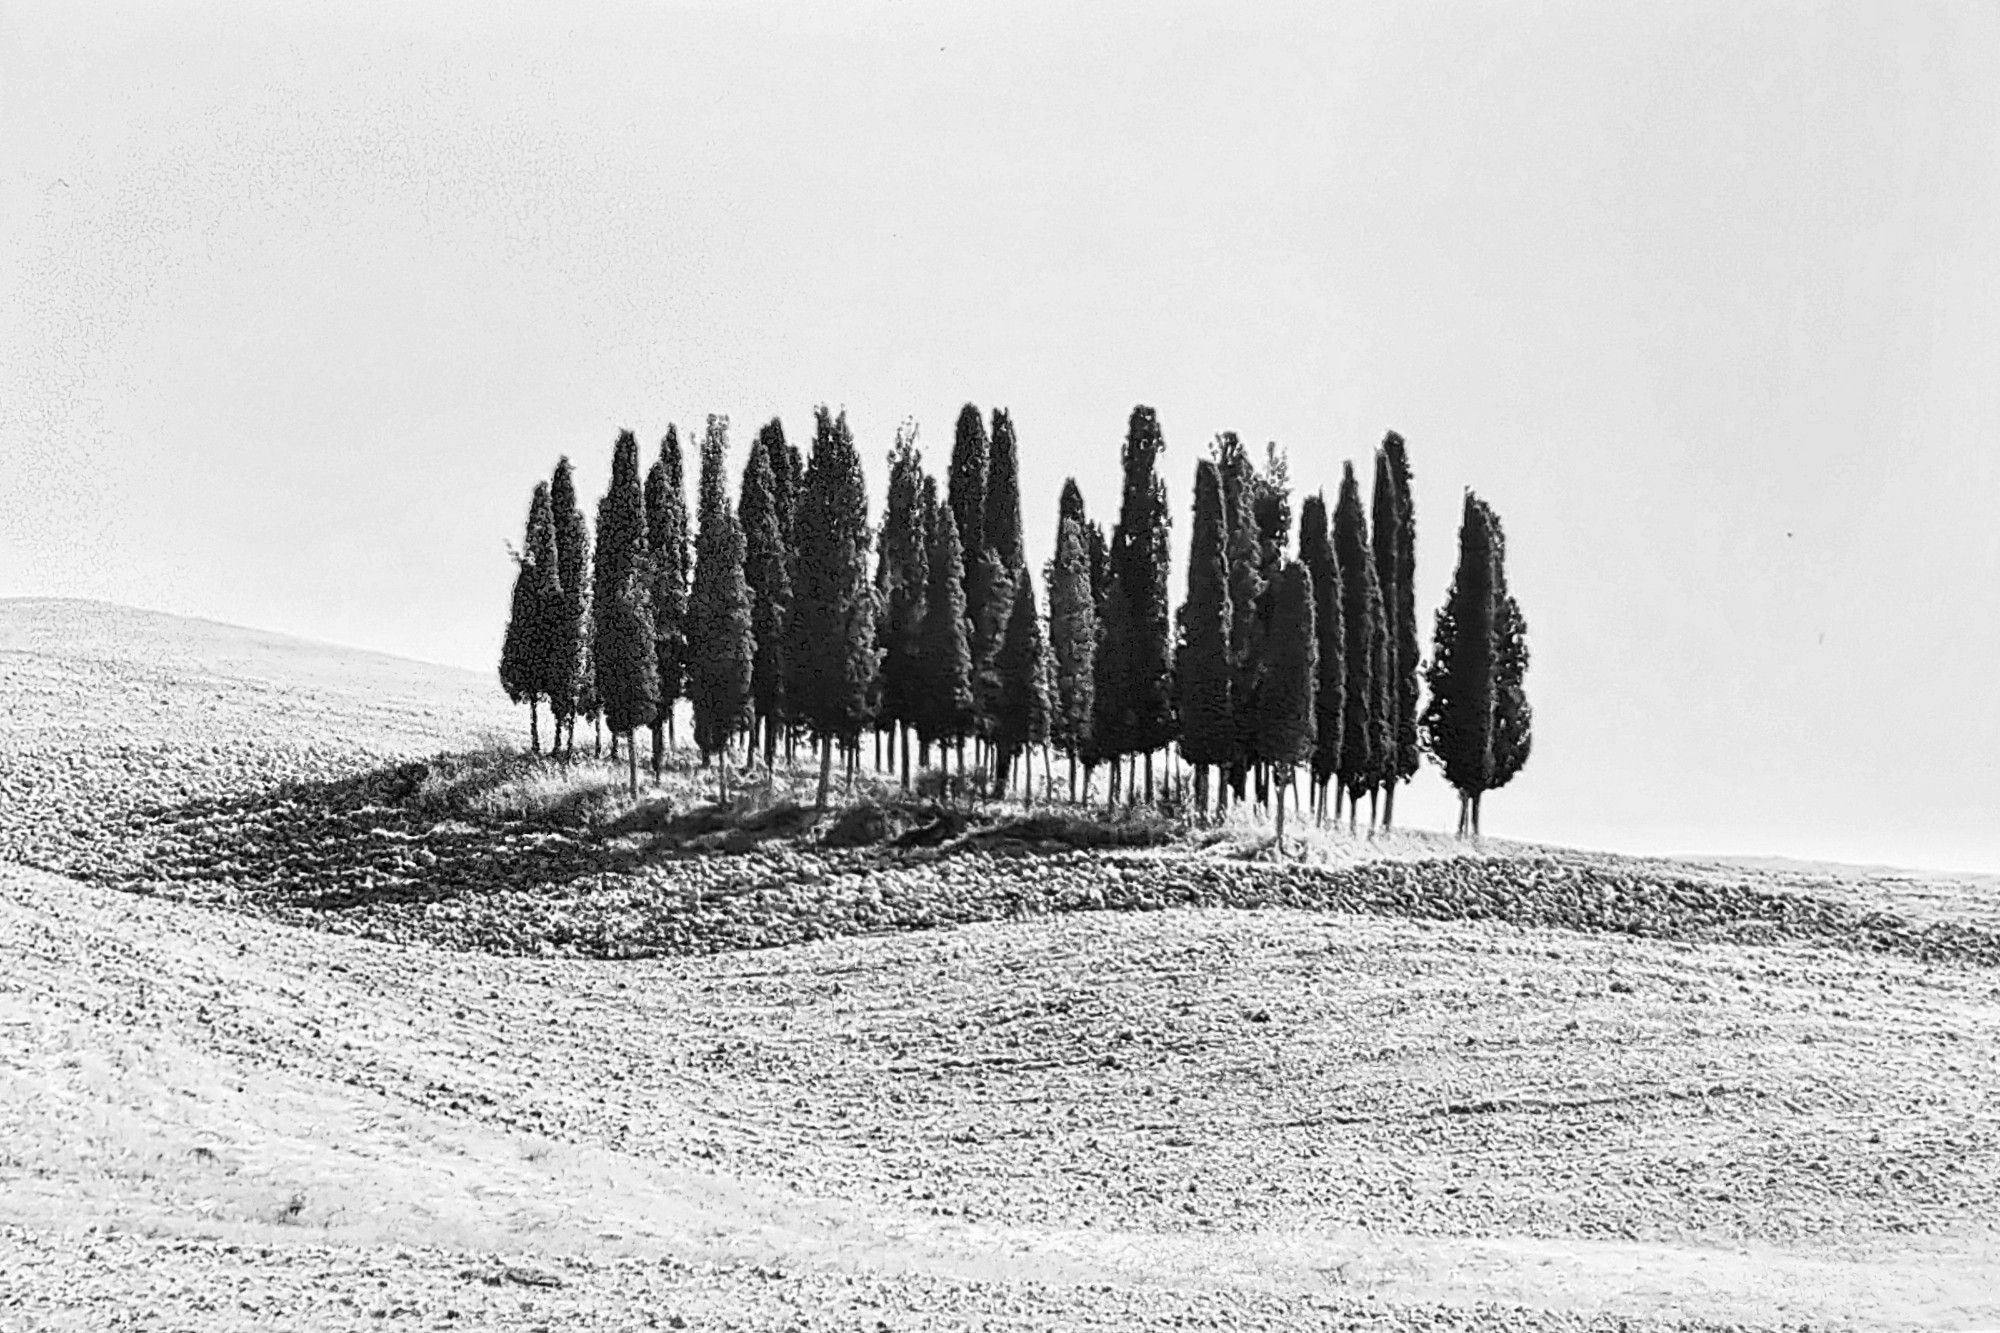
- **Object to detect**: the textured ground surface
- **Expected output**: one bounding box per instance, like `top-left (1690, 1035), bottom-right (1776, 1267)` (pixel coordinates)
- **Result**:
top-left (5, 599), bottom-right (2000, 1330)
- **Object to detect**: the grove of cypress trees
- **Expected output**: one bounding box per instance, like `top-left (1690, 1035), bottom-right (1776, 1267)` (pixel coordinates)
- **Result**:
top-left (1421, 491), bottom-right (1498, 834)
top-left (500, 480), bottom-right (562, 754)
top-left (1175, 457), bottom-right (1234, 815)
top-left (1256, 560), bottom-right (1317, 852)
top-left (1298, 492), bottom-right (1346, 821)
top-left (1372, 432), bottom-right (1420, 828)
top-left (644, 426), bottom-right (690, 770)
top-left (1046, 512), bottom-right (1097, 802)
top-left (1333, 461), bottom-right (1388, 830)
top-left (687, 416), bottom-right (755, 796)
top-left (993, 567), bottom-right (1051, 803)
top-left (919, 499), bottom-right (977, 775)
top-left (879, 425), bottom-right (930, 788)
top-left (739, 424), bottom-right (790, 766)
top-left (548, 456), bottom-right (590, 757)
top-left (790, 406), bottom-right (878, 806)
top-left (592, 430), bottom-right (650, 757)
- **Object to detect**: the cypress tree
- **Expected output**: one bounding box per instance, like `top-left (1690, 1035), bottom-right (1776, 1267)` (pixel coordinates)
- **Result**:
top-left (1057, 477), bottom-right (1088, 540)
top-left (1489, 556), bottom-right (1534, 815)
top-left (687, 416), bottom-right (755, 796)
top-left (598, 561), bottom-right (660, 798)
top-left (879, 425), bottom-right (930, 787)
top-left (1372, 432), bottom-right (1421, 827)
top-left (947, 404), bottom-right (989, 577)
top-left (500, 480), bottom-right (561, 754)
top-left (983, 408), bottom-right (1025, 574)
top-left (644, 427), bottom-right (691, 771)
top-left (1047, 513), bottom-right (1097, 801)
top-left (1298, 492), bottom-right (1346, 820)
top-left (919, 499), bottom-right (977, 769)
top-left (968, 550), bottom-right (1016, 753)
top-left (993, 567), bottom-right (1051, 803)
top-left (1218, 434), bottom-right (1266, 804)
top-left (592, 430), bottom-right (650, 745)
top-left (1420, 492), bottom-right (1499, 834)
top-left (1175, 457), bottom-right (1234, 814)
top-left (1256, 560), bottom-right (1318, 852)
top-left (1333, 462), bottom-right (1389, 828)
top-left (1250, 441), bottom-right (1293, 568)
top-left (739, 424), bottom-right (790, 766)
top-left (548, 456), bottom-right (590, 756)
top-left (760, 418), bottom-right (798, 556)
top-left (1111, 405), bottom-right (1175, 798)
top-left (790, 406), bottom-right (878, 806)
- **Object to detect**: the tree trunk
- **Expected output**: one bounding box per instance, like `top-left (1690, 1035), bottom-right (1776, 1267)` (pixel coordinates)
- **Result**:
top-left (651, 721), bottom-right (664, 779)
top-left (815, 736), bottom-right (833, 810)
top-left (529, 699), bottom-right (540, 755)
top-left (1275, 777), bottom-right (1286, 858)
top-left (900, 725), bottom-right (912, 792)
top-left (1472, 790), bottom-right (1483, 837)
top-left (1382, 778), bottom-right (1396, 830)
top-left (1368, 786), bottom-right (1379, 835)
top-left (627, 734), bottom-right (638, 799)
top-left (1144, 751), bottom-right (1154, 806)
top-left (666, 710), bottom-right (676, 752)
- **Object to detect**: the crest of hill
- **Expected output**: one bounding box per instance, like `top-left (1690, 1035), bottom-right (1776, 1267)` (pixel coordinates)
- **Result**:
top-left (0, 598), bottom-right (512, 752)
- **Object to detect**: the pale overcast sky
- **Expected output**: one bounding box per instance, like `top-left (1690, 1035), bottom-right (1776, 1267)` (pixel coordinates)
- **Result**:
top-left (4, 2), bottom-right (1997, 870)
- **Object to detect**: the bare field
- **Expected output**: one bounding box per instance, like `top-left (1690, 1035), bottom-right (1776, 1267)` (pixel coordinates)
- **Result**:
top-left (4, 600), bottom-right (2000, 1330)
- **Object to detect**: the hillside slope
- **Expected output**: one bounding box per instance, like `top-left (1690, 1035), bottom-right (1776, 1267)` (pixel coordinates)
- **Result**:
top-left (4, 599), bottom-right (2000, 1329)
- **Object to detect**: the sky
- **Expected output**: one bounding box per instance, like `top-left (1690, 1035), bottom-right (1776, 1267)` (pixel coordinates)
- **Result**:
top-left (4, 1), bottom-right (1997, 871)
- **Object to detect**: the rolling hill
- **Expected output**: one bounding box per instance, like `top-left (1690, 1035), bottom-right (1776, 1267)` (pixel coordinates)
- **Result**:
top-left (2, 599), bottom-right (1997, 1330)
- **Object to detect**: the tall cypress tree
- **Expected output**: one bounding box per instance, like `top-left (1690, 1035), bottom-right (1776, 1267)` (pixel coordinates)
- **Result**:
top-left (760, 418), bottom-right (798, 556)
top-left (644, 427), bottom-right (691, 770)
top-left (1372, 432), bottom-right (1420, 826)
top-left (968, 550), bottom-right (1016, 751)
top-left (993, 568), bottom-right (1051, 802)
top-left (983, 407), bottom-right (1025, 574)
top-left (1489, 521), bottom-right (1534, 813)
top-left (1298, 492), bottom-right (1346, 820)
top-left (919, 490), bottom-right (977, 767)
top-left (739, 425), bottom-right (790, 765)
top-left (500, 480), bottom-right (561, 754)
top-left (1420, 492), bottom-right (1499, 834)
top-left (592, 430), bottom-right (650, 751)
top-left (687, 416), bottom-right (755, 793)
top-left (1176, 457), bottom-right (1235, 814)
top-left (598, 561), bottom-right (660, 798)
top-left (1219, 435), bottom-right (1266, 802)
top-left (1111, 405), bottom-right (1175, 796)
top-left (1047, 513), bottom-right (1097, 801)
top-left (1057, 475), bottom-right (1109, 660)
top-left (790, 406), bottom-right (877, 805)
top-left (879, 425), bottom-right (930, 787)
top-left (1333, 462), bottom-right (1388, 827)
top-left (1256, 560), bottom-right (1318, 850)
top-left (947, 404), bottom-right (989, 577)
top-left (548, 456), bottom-right (590, 756)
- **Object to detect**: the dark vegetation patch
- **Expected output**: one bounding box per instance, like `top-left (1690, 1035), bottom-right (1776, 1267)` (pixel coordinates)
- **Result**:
top-left (10, 747), bottom-right (2000, 970)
